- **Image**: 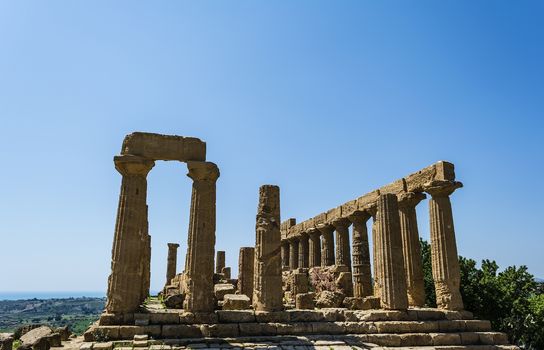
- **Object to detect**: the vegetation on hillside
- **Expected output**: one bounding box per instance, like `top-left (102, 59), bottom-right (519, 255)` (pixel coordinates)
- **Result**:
top-left (421, 239), bottom-right (544, 350)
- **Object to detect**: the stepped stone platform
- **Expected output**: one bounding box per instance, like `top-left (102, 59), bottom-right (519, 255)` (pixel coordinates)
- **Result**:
top-left (85, 307), bottom-right (518, 349)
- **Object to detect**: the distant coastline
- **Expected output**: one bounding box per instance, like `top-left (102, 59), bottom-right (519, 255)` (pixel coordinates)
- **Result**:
top-left (0, 291), bottom-right (106, 301)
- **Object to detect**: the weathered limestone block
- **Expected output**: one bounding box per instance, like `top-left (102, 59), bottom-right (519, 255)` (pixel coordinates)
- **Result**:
top-left (332, 218), bottom-right (351, 269)
top-left (296, 292), bottom-right (315, 309)
top-left (19, 326), bottom-right (54, 350)
top-left (222, 294), bottom-right (251, 310)
top-left (362, 296), bottom-right (381, 309)
top-left (121, 132), bottom-right (206, 162)
top-left (0, 333), bottom-right (13, 350)
top-left (221, 266), bottom-right (231, 279)
top-left (315, 290), bottom-right (345, 308)
top-left (183, 161), bottom-right (219, 313)
top-left (298, 233), bottom-right (310, 268)
top-left (335, 271), bottom-right (354, 297)
top-left (317, 225), bottom-right (335, 266)
top-left (308, 228), bottom-right (321, 267)
top-left (164, 294), bottom-right (184, 309)
top-left (348, 211), bottom-right (373, 298)
top-left (253, 185), bottom-right (283, 312)
top-left (237, 247), bottom-right (255, 300)
top-left (215, 251), bottom-right (225, 274)
top-left (217, 310), bottom-right (256, 323)
top-left (398, 191), bottom-right (426, 307)
top-left (106, 155), bottom-right (154, 313)
top-left (165, 243), bottom-right (179, 288)
top-left (214, 283), bottom-right (236, 301)
top-left (291, 272), bottom-right (309, 302)
top-left (375, 193), bottom-right (408, 310)
top-left (425, 180), bottom-right (464, 311)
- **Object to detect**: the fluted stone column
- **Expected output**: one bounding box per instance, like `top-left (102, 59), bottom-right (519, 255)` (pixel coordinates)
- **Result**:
top-left (348, 212), bottom-right (373, 298)
top-left (253, 185), bottom-right (283, 312)
top-left (106, 155), bottom-right (154, 314)
top-left (281, 242), bottom-right (290, 269)
top-left (425, 180), bottom-right (464, 310)
top-left (165, 243), bottom-right (180, 287)
top-left (289, 238), bottom-right (299, 270)
top-left (183, 161), bottom-right (219, 313)
top-left (298, 233), bottom-right (310, 269)
top-left (238, 247), bottom-right (255, 300)
top-left (141, 206), bottom-right (151, 302)
top-left (318, 225), bottom-right (335, 267)
top-left (375, 193), bottom-right (408, 310)
top-left (216, 251), bottom-right (226, 274)
top-left (308, 229), bottom-right (322, 267)
top-left (332, 219), bottom-right (351, 270)
top-left (398, 192), bottom-right (426, 307)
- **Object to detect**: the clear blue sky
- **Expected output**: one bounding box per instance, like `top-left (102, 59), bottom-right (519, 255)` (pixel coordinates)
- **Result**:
top-left (0, 1), bottom-right (542, 294)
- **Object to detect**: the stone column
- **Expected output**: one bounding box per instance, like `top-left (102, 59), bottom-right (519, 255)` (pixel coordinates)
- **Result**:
top-left (289, 238), bottom-right (299, 270)
top-left (298, 233), bottom-right (310, 269)
top-left (332, 219), bottom-right (351, 270)
top-left (398, 192), bottom-right (427, 307)
top-left (238, 247), bottom-right (255, 300)
top-left (317, 225), bottom-right (335, 267)
top-left (165, 243), bottom-right (180, 287)
top-left (347, 212), bottom-right (373, 298)
top-left (425, 180), bottom-right (464, 310)
top-left (183, 161), bottom-right (220, 313)
top-left (141, 206), bottom-right (151, 302)
top-left (375, 193), bottom-right (408, 310)
top-left (308, 229), bottom-right (322, 268)
top-left (216, 251), bottom-right (226, 274)
top-left (221, 267), bottom-right (231, 279)
top-left (281, 242), bottom-right (290, 269)
top-left (106, 155), bottom-right (154, 314)
top-left (253, 185), bottom-right (283, 311)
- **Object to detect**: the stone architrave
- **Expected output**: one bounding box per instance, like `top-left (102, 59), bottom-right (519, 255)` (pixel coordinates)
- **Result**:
top-left (347, 212), bottom-right (373, 298)
top-left (375, 193), bottom-right (408, 310)
top-left (183, 161), bottom-right (220, 313)
top-left (281, 242), bottom-right (290, 269)
top-left (237, 247), bottom-right (255, 300)
top-left (425, 180), bottom-right (464, 310)
top-left (289, 238), bottom-right (299, 270)
top-left (398, 191), bottom-right (427, 307)
top-left (106, 155), bottom-right (155, 313)
top-left (216, 251), bottom-right (226, 274)
top-left (317, 224), bottom-right (335, 267)
top-left (298, 233), bottom-right (310, 269)
top-left (253, 185), bottom-right (283, 312)
top-left (165, 243), bottom-right (180, 287)
top-left (332, 218), bottom-right (351, 270)
top-left (308, 228), bottom-right (321, 268)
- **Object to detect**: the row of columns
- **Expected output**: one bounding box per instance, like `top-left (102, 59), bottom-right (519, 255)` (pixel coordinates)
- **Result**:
top-left (281, 184), bottom-right (463, 310)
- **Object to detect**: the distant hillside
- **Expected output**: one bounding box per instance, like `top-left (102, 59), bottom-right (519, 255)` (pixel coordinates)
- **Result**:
top-left (0, 297), bottom-right (105, 335)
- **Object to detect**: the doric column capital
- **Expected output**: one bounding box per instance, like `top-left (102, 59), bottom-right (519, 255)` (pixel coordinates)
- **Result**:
top-left (114, 155), bottom-right (155, 176)
top-left (331, 218), bottom-right (351, 229)
top-left (347, 211), bottom-right (371, 225)
top-left (168, 243), bottom-right (180, 249)
top-left (187, 161), bottom-right (220, 182)
top-left (307, 228), bottom-right (320, 237)
top-left (397, 192), bottom-right (427, 209)
top-left (424, 180), bottom-right (463, 198)
top-left (289, 236), bottom-right (299, 243)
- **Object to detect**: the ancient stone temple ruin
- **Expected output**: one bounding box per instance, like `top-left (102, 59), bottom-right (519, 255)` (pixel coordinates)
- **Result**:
top-left (86, 132), bottom-right (519, 349)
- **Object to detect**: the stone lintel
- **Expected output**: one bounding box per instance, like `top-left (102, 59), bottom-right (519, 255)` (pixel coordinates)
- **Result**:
top-left (121, 132), bottom-right (206, 162)
top-left (281, 161), bottom-right (457, 241)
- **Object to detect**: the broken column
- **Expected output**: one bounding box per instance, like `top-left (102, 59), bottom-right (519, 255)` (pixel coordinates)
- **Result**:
top-left (238, 247), bottom-right (255, 300)
top-left (398, 192), bottom-right (426, 307)
top-left (216, 251), bottom-right (226, 275)
top-left (253, 185), bottom-right (283, 312)
top-left (318, 224), bottom-right (335, 266)
top-left (425, 180), bottom-right (464, 310)
top-left (165, 243), bottom-right (180, 287)
top-left (348, 211), bottom-right (373, 298)
top-left (298, 233), bottom-right (309, 269)
top-left (221, 267), bottom-right (231, 279)
top-left (332, 218), bottom-right (351, 269)
top-left (289, 238), bottom-right (299, 270)
top-left (308, 228), bottom-right (321, 267)
top-left (106, 155), bottom-right (154, 313)
top-left (375, 193), bottom-right (408, 310)
top-left (281, 242), bottom-right (290, 269)
top-left (183, 161), bottom-right (220, 313)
